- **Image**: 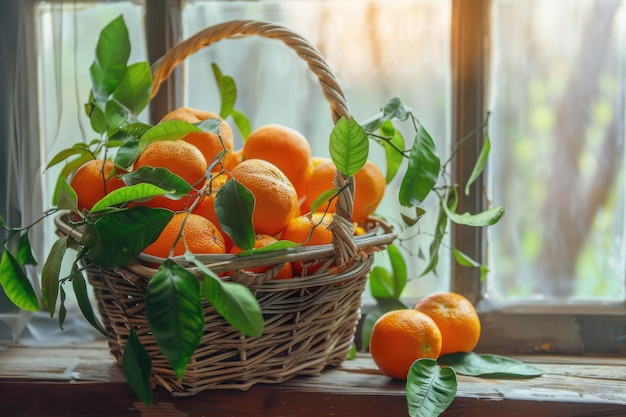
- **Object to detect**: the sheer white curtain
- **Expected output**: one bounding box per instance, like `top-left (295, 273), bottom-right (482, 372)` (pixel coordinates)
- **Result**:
top-left (1, 1), bottom-right (146, 346)
top-left (0, 1), bottom-right (45, 347)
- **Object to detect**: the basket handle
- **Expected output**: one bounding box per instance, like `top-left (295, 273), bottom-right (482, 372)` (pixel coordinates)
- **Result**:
top-left (150, 20), bottom-right (359, 268)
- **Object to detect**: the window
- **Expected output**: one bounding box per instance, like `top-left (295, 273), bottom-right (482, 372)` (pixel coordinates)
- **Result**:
top-left (4, 0), bottom-right (625, 353)
top-left (453, 0), bottom-right (626, 355)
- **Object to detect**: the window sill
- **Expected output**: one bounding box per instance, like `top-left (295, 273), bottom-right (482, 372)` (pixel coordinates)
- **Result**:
top-left (0, 340), bottom-right (624, 416)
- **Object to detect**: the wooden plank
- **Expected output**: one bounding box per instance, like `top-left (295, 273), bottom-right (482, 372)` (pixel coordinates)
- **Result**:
top-left (0, 341), bottom-right (625, 416)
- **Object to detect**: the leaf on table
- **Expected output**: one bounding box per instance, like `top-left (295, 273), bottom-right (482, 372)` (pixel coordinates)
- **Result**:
top-left (122, 329), bottom-right (153, 407)
top-left (438, 352), bottom-right (544, 378)
top-left (407, 359), bottom-right (457, 417)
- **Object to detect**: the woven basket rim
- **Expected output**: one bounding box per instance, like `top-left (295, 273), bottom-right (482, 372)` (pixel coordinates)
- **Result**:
top-left (54, 211), bottom-right (396, 287)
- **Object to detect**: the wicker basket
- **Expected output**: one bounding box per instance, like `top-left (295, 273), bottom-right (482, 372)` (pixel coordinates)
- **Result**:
top-left (55, 19), bottom-right (396, 396)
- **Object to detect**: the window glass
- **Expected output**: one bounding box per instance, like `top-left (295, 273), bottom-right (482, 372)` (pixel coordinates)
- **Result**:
top-left (487, 0), bottom-right (626, 302)
top-left (181, 0), bottom-right (453, 298)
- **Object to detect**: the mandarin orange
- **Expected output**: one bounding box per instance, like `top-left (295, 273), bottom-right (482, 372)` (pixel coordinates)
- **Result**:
top-left (69, 159), bottom-right (125, 213)
top-left (229, 159), bottom-right (299, 237)
top-left (142, 212), bottom-right (226, 258)
top-left (303, 159), bottom-right (386, 222)
top-left (242, 124), bottom-right (313, 197)
top-left (412, 292), bottom-right (481, 356)
top-left (279, 212), bottom-right (334, 276)
top-left (160, 107), bottom-right (234, 169)
top-left (369, 309), bottom-right (442, 380)
top-left (229, 234), bottom-right (293, 279)
top-left (133, 140), bottom-right (208, 211)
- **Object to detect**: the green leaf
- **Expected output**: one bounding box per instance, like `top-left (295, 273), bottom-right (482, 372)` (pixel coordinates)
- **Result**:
top-left (402, 206), bottom-right (426, 227)
top-left (45, 146), bottom-right (93, 171)
top-left (71, 271), bottom-right (107, 337)
top-left (89, 103), bottom-right (107, 134)
top-left (369, 266), bottom-right (394, 299)
top-left (382, 96), bottom-right (412, 121)
top-left (56, 176), bottom-right (78, 211)
top-left (231, 108), bottom-right (251, 140)
top-left (212, 63), bottom-right (237, 119)
top-left (0, 247), bottom-right (39, 312)
top-left (52, 154), bottom-right (93, 206)
top-left (200, 268), bottom-right (263, 338)
top-left (407, 359), bottom-right (457, 417)
top-left (86, 207), bottom-right (174, 267)
top-left (360, 97), bottom-right (412, 133)
top-left (420, 200), bottom-right (449, 277)
top-left (379, 120), bottom-right (405, 184)
top-left (106, 126), bottom-right (133, 148)
top-left (399, 123), bottom-right (440, 207)
top-left (308, 188), bottom-right (337, 214)
top-left (89, 15), bottom-right (130, 101)
top-left (17, 233), bottom-right (38, 266)
top-left (442, 198), bottom-right (505, 227)
top-left (360, 299), bottom-right (407, 351)
top-left (122, 122), bottom-right (152, 139)
top-left (329, 117), bottom-right (369, 177)
top-left (138, 120), bottom-right (202, 152)
top-left (122, 329), bottom-right (154, 406)
top-left (121, 166), bottom-right (193, 197)
top-left (146, 260), bottom-right (204, 379)
top-left (114, 137), bottom-right (140, 169)
top-left (235, 240), bottom-right (299, 255)
top-left (465, 130), bottom-right (491, 196)
top-left (90, 183), bottom-right (171, 213)
top-left (41, 237), bottom-right (68, 315)
top-left (215, 179), bottom-right (255, 251)
top-left (104, 99), bottom-right (128, 136)
top-left (438, 352), bottom-right (544, 378)
top-left (58, 286), bottom-right (67, 330)
top-left (113, 61), bottom-right (152, 115)
top-left (452, 249), bottom-right (490, 281)
top-left (387, 244), bottom-right (407, 298)
top-left (195, 118), bottom-right (221, 135)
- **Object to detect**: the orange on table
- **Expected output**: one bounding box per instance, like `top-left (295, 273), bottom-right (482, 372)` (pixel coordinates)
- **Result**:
top-left (160, 106), bottom-right (234, 169)
top-left (242, 124), bottom-right (313, 198)
top-left (229, 159), bottom-right (299, 237)
top-left (69, 159), bottom-right (125, 213)
top-left (229, 234), bottom-right (293, 279)
top-left (303, 159), bottom-right (386, 222)
top-left (369, 309), bottom-right (442, 380)
top-left (143, 212), bottom-right (226, 259)
top-left (133, 139), bottom-right (208, 212)
top-left (412, 292), bottom-right (481, 356)
top-left (192, 173), bottom-right (232, 251)
top-left (279, 212), bottom-right (334, 276)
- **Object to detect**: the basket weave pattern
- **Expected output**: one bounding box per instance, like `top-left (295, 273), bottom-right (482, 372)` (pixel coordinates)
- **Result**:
top-left (58, 20), bottom-right (396, 396)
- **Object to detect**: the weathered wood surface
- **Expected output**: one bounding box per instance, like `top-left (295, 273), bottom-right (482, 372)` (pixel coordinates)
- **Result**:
top-left (0, 341), bottom-right (624, 416)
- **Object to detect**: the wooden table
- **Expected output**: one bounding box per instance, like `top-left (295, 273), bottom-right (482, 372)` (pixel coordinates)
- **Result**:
top-left (0, 340), bottom-right (625, 416)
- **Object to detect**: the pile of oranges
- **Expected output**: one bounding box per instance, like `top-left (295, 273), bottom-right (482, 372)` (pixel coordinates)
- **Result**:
top-left (68, 106), bottom-right (387, 279)
top-left (369, 292), bottom-right (481, 380)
